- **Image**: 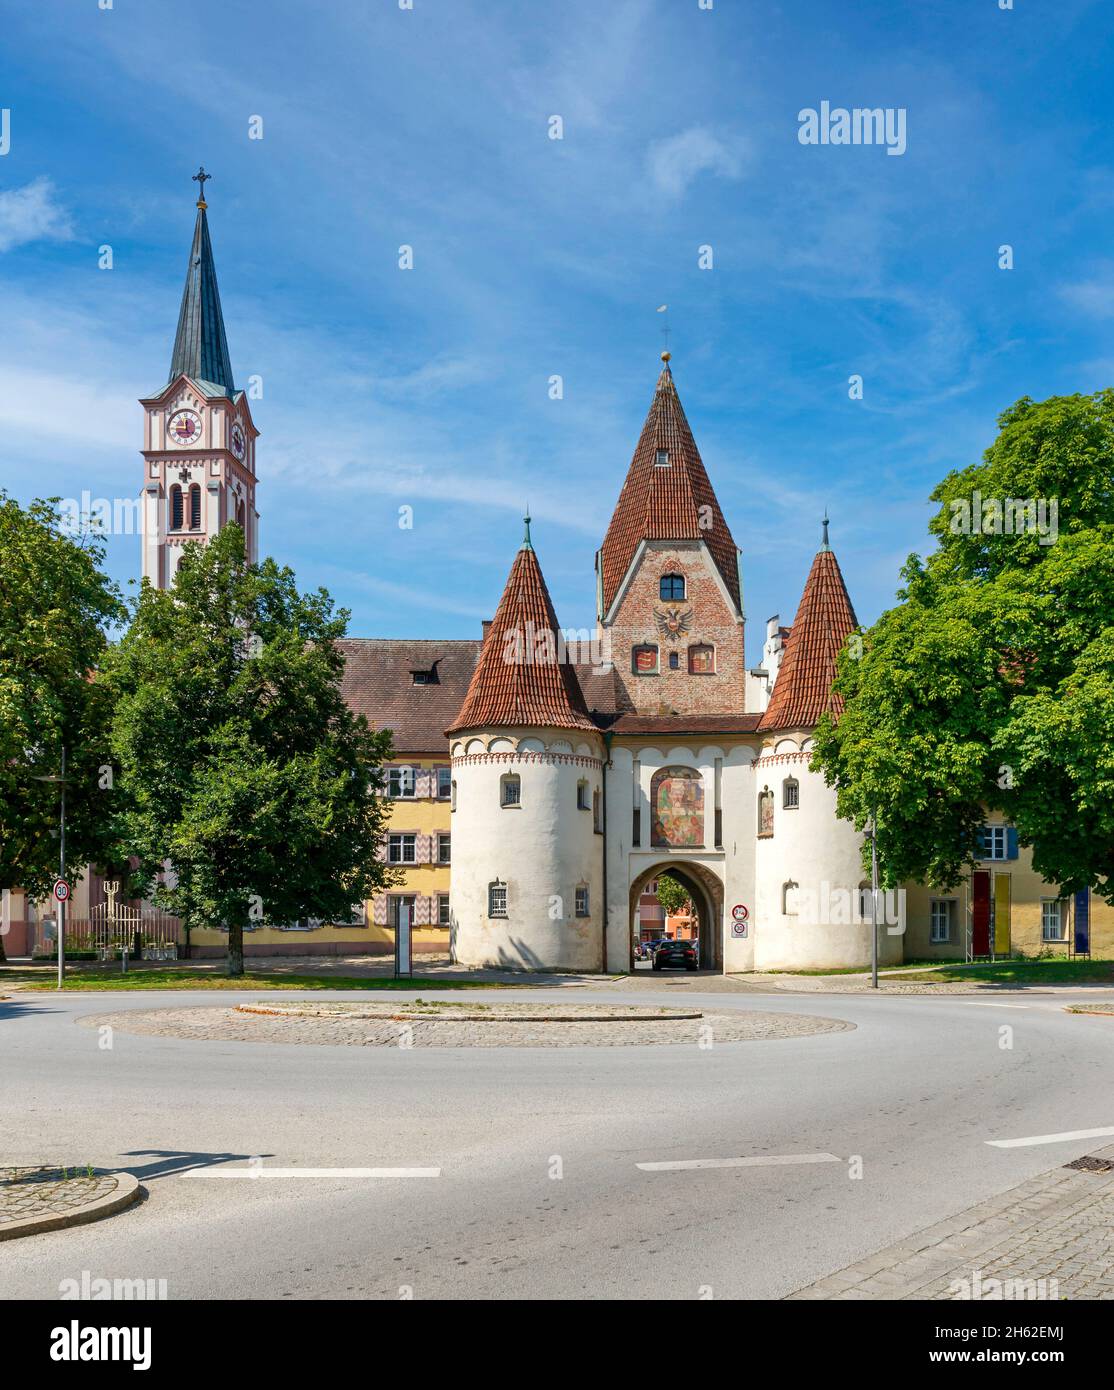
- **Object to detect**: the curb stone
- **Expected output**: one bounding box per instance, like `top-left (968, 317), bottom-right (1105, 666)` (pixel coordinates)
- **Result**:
top-left (0, 1170), bottom-right (142, 1241)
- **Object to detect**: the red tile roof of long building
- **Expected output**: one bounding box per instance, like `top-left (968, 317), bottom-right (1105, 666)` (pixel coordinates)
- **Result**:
top-left (447, 529), bottom-right (598, 735)
top-left (757, 544), bottom-right (858, 732)
top-left (599, 356), bottom-right (741, 616)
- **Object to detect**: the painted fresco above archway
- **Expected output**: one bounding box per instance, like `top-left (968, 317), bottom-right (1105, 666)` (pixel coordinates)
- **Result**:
top-left (650, 766), bottom-right (704, 848)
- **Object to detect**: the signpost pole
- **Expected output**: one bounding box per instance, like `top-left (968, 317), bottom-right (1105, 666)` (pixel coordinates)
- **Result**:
top-left (57, 745), bottom-right (67, 991)
top-left (870, 810), bottom-right (879, 990)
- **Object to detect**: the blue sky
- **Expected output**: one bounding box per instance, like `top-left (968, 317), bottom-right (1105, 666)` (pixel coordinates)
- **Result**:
top-left (1, 0), bottom-right (1111, 663)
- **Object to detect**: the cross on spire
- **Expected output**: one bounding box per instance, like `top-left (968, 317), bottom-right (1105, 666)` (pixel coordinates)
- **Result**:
top-left (193, 166), bottom-right (211, 208)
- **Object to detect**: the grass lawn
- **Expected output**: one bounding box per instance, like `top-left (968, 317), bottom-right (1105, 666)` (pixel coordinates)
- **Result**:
top-left (1, 966), bottom-right (516, 993)
top-left (907, 958), bottom-right (1114, 986)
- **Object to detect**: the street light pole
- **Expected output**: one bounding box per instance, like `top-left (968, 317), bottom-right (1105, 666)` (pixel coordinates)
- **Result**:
top-left (58, 744), bottom-right (67, 990)
top-left (870, 808), bottom-right (879, 990)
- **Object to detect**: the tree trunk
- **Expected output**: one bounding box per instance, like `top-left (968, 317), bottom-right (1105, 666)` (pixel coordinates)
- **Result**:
top-left (227, 919), bottom-right (244, 977)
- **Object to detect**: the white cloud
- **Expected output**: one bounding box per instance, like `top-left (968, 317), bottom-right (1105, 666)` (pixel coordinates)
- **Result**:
top-left (646, 127), bottom-right (748, 200)
top-left (1059, 263), bottom-right (1114, 319)
top-left (0, 178), bottom-right (73, 253)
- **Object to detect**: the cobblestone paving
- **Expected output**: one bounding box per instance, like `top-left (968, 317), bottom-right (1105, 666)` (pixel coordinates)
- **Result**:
top-left (77, 1003), bottom-right (855, 1048)
top-left (0, 1167), bottom-right (120, 1230)
top-left (787, 1142), bottom-right (1114, 1300)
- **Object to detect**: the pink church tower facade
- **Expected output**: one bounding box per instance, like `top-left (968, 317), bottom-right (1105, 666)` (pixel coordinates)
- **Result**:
top-left (139, 168), bottom-right (259, 589)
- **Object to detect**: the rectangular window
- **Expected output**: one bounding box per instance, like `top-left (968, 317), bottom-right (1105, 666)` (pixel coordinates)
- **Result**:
top-left (438, 833), bottom-right (451, 864)
top-left (981, 825), bottom-right (1008, 860)
top-left (575, 885), bottom-right (590, 918)
top-left (633, 644), bottom-right (659, 675)
top-left (659, 574), bottom-right (685, 601)
top-left (1041, 899), bottom-right (1066, 941)
top-left (488, 883), bottom-right (507, 918)
top-left (783, 780), bottom-right (799, 809)
top-left (577, 782), bottom-right (589, 810)
top-left (632, 806), bottom-right (641, 846)
top-left (501, 777), bottom-right (521, 807)
top-left (388, 766), bottom-right (416, 799)
top-left (714, 808), bottom-right (723, 848)
top-left (655, 449), bottom-right (670, 467)
top-left (436, 767), bottom-right (452, 799)
top-left (930, 899), bottom-right (954, 943)
top-left (388, 833), bottom-right (416, 864)
top-left (388, 895), bottom-right (416, 928)
top-left (437, 894), bottom-right (451, 927)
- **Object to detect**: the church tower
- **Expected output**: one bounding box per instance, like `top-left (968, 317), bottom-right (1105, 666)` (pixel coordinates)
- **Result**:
top-left (139, 169), bottom-right (259, 589)
top-left (596, 353), bottom-right (744, 716)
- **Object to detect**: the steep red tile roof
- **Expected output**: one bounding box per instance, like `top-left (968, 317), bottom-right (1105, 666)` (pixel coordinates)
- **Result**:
top-left (338, 639), bottom-right (481, 753)
top-left (757, 545), bottom-right (858, 732)
top-left (447, 534), bottom-right (597, 735)
top-left (599, 356), bottom-right (741, 616)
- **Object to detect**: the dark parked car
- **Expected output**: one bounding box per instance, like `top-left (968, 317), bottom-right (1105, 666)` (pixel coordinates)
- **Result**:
top-left (652, 939), bottom-right (698, 972)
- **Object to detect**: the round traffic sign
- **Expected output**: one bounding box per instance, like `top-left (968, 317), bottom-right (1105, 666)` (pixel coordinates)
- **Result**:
top-left (52, 879), bottom-right (70, 903)
top-left (732, 903), bottom-right (749, 923)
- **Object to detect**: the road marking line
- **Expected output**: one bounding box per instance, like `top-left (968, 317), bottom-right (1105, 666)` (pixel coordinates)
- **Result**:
top-left (637, 1152), bottom-right (842, 1172)
top-left (986, 1126), bottom-right (1114, 1150)
top-left (963, 1002), bottom-right (1033, 1009)
top-left (184, 1166), bottom-right (441, 1179)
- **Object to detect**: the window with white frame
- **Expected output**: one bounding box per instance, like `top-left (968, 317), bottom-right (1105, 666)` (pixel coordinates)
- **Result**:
top-left (437, 893), bottom-right (451, 927)
top-left (501, 774), bottom-right (521, 807)
top-left (981, 825), bottom-right (1008, 860)
top-left (575, 884), bottom-right (590, 917)
top-left (488, 881), bottom-right (507, 918)
top-left (783, 777), bottom-right (800, 810)
top-left (437, 833), bottom-right (451, 864)
top-left (1041, 899), bottom-right (1066, 941)
top-left (388, 766), bottom-right (416, 799)
top-left (388, 895), bottom-right (416, 928)
top-left (436, 766), bottom-right (452, 799)
top-left (387, 833), bottom-right (416, 864)
top-left (930, 899), bottom-right (954, 943)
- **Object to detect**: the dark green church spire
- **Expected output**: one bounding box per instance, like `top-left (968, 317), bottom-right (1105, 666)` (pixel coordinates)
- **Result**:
top-left (168, 168), bottom-right (235, 395)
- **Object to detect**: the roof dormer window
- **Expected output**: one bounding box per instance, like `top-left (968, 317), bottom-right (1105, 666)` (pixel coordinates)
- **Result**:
top-left (655, 449), bottom-right (670, 467)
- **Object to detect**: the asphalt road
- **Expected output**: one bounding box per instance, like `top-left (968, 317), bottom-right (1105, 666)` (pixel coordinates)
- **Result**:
top-left (4, 984), bottom-right (1114, 1300)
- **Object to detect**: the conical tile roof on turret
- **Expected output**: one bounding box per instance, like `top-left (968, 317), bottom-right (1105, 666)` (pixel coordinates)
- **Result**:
top-left (168, 176), bottom-right (235, 397)
top-left (757, 523), bottom-right (858, 732)
top-left (599, 354), bottom-right (741, 617)
top-left (447, 518), bottom-right (597, 735)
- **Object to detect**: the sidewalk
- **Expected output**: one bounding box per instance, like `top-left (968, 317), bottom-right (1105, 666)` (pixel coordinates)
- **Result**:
top-left (0, 1166), bottom-right (141, 1240)
top-left (787, 1143), bottom-right (1114, 1300)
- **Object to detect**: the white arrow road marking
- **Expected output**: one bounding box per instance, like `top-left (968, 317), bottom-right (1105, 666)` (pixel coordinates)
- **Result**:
top-left (184, 1167), bottom-right (441, 1178)
top-left (986, 1126), bottom-right (1114, 1149)
top-left (637, 1152), bottom-right (842, 1172)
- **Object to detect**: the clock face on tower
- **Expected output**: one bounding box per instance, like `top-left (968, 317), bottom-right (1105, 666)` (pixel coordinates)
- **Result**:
top-left (230, 422), bottom-right (246, 460)
top-left (167, 409), bottom-right (202, 446)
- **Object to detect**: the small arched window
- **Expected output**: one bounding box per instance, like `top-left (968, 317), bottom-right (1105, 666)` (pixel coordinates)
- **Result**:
top-left (659, 573), bottom-right (685, 602)
top-left (169, 485), bottom-right (183, 531)
top-left (783, 777), bottom-right (799, 810)
top-left (488, 881), bottom-right (507, 918)
top-left (500, 774), bottom-right (521, 807)
top-left (758, 787), bottom-right (774, 837)
top-left (236, 497), bottom-right (246, 528)
top-left (858, 882), bottom-right (873, 922)
top-left (189, 483), bottom-right (202, 530)
top-left (782, 880), bottom-right (799, 916)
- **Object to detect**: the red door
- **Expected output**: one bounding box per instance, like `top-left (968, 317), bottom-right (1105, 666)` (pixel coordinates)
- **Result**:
top-left (972, 871), bottom-right (991, 956)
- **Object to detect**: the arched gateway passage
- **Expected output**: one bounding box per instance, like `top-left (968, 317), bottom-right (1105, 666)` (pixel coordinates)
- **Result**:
top-left (629, 861), bottom-right (724, 972)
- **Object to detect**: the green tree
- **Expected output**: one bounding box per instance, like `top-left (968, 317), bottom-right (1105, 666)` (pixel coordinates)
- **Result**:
top-left (104, 526), bottom-right (395, 975)
top-left (655, 873), bottom-right (692, 918)
top-left (812, 391), bottom-right (1114, 901)
top-left (0, 495), bottom-right (124, 958)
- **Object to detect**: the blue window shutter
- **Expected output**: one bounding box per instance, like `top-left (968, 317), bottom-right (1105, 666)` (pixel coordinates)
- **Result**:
top-left (1006, 827), bottom-right (1018, 860)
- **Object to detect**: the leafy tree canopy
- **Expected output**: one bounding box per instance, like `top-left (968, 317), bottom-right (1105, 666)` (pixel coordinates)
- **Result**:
top-left (103, 526), bottom-right (395, 973)
top-left (655, 873), bottom-right (692, 917)
top-left (0, 495), bottom-right (124, 914)
top-left (812, 391), bottom-right (1114, 901)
